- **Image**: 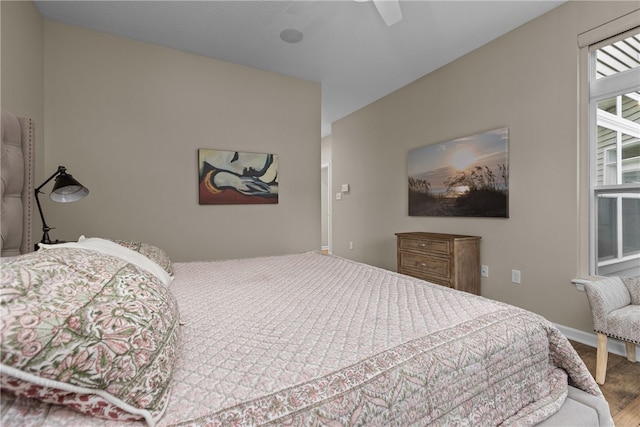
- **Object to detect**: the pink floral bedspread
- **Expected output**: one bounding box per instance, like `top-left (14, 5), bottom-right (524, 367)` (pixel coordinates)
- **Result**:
top-left (1, 252), bottom-right (601, 426)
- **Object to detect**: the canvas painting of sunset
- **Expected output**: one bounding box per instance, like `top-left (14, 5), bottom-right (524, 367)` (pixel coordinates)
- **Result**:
top-left (408, 127), bottom-right (509, 217)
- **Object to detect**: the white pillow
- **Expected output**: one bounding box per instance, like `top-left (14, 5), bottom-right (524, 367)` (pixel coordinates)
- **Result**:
top-left (39, 236), bottom-right (173, 286)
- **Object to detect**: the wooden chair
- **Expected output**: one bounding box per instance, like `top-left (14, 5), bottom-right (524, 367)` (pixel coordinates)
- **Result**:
top-left (583, 277), bottom-right (640, 385)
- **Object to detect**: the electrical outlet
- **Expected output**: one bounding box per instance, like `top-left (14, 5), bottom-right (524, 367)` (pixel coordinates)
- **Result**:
top-left (349, 241), bottom-right (353, 250)
top-left (481, 265), bottom-right (489, 278)
top-left (512, 269), bottom-right (521, 284)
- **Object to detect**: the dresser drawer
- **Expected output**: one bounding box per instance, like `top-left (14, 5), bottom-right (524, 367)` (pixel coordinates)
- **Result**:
top-left (399, 252), bottom-right (450, 280)
top-left (399, 237), bottom-right (450, 255)
top-left (396, 232), bottom-right (481, 295)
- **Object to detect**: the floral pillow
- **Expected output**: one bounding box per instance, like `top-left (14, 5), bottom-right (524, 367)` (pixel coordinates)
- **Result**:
top-left (40, 237), bottom-right (173, 287)
top-left (113, 239), bottom-right (174, 277)
top-left (0, 248), bottom-right (180, 425)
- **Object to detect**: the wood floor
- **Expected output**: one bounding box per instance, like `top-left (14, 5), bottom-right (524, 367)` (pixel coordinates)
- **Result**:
top-left (570, 340), bottom-right (640, 427)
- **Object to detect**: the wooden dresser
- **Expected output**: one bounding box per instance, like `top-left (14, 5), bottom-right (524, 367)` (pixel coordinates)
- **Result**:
top-left (396, 232), bottom-right (481, 294)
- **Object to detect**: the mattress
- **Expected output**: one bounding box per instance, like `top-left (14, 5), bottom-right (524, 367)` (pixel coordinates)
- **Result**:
top-left (1, 251), bottom-right (604, 426)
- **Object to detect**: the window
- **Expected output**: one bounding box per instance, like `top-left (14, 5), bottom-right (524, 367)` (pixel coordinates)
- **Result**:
top-left (589, 30), bottom-right (640, 278)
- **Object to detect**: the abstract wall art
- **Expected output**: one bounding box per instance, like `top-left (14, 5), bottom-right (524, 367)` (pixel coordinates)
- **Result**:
top-left (198, 149), bottom-right (279, 205)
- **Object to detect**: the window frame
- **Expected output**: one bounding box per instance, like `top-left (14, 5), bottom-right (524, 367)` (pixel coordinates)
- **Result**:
top-left (587, 28), bottom-right (640, 277)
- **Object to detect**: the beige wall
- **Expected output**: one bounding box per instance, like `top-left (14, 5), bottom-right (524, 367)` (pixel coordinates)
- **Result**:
top-left (330, 1), bottom-right (639, 332)
top-left (36, 21), bottom-right (321, 262)
top-left (1, 3), bottom-right (321, 263)
top-left (1, 1), bottom-right (43, 136)
top-left (1, 1), bottom-right (45, 242)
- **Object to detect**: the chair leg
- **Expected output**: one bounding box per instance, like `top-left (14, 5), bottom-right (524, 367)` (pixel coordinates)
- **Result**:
top-left (595, 333), bottom-right (608, 385)
top-left (625, 342), bottom-right (637, 363)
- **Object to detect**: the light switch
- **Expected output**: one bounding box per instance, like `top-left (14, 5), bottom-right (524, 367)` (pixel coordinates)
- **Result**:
top-left (512, 270), bottom-right (521, 284)
top-left (336, 192), bottom-right (342, 200)
top-left (341, 184), bottom-right (350, 193)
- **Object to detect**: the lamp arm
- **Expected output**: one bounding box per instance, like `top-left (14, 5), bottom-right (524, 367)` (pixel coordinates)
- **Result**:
top-left (34, 166), bottom-right (66, 244)
top-left (35, 166), bottom-right (66, 193)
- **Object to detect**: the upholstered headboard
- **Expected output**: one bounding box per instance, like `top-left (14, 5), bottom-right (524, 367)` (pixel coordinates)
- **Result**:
top-left (1, 110), bottom-right (35, 256)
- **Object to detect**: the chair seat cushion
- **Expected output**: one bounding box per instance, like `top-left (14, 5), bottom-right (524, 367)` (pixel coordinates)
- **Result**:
top-left (604, 305), bottom-right (640, 344)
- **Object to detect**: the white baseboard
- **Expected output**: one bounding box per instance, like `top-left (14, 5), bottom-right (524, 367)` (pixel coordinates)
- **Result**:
top-left (554, 323), bottom-right (639, 359)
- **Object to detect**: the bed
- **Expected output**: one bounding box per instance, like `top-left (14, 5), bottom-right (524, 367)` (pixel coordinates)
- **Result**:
top-left (1, 110), bottom-right (613, 426)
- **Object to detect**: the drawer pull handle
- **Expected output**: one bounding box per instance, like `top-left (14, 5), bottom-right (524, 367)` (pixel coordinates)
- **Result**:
top-left (420, 262), bottom-right (427, 267)
top-left (419, 243), bottom-right (426, 247)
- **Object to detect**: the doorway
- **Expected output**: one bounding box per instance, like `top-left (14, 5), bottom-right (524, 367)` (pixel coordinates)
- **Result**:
top-left (321, 163), bottom-right (331, 253)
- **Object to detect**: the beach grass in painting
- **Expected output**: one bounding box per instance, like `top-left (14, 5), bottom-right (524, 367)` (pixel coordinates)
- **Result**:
top-left (408, 128), bottom-right (509, 217)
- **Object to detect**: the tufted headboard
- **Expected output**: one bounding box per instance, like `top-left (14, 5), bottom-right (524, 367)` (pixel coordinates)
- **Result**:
top-left (1, 110), bottom-right (35, 256)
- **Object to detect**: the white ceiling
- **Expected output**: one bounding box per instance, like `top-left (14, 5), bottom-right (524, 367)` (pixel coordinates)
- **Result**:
top-left (34, 1), bottom-right (564, 137)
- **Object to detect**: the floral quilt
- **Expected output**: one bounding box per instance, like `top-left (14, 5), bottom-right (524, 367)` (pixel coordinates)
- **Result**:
top-left (0, 248), bottom-right (180, 426)
top-left (1, 251), bottom-right (602, 426)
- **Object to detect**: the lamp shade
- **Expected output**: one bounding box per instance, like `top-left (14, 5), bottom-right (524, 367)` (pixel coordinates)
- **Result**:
top-left (50, 172), bottom-right (89, 203)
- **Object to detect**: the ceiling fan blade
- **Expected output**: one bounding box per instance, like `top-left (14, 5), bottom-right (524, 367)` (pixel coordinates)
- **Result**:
top-left (372, 0), bottom-right (402, 27)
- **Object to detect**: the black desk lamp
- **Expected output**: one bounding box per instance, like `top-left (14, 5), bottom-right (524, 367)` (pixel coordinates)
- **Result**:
top-left (35, 165), bottom-right (89, 244)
